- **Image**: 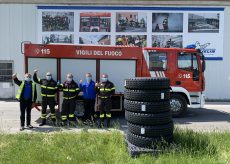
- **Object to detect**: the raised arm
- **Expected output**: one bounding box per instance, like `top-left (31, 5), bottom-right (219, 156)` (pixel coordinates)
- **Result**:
top-left (12, 73), bottom-right (22, 86)
top-left (33, 70), bottom-right (42, 84)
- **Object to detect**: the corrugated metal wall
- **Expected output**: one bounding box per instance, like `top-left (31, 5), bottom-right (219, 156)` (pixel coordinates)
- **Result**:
top-left (0, 4), bottom-right (230, 100)
top-left (204, 7), bottom-right (230, 100)
top-left (0, 4), bottom-right (37, 95)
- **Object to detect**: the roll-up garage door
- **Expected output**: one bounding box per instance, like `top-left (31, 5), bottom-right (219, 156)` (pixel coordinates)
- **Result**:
top-left (100, 60), bottom-right (136, 93)
top-left (28, 58), bottom-right (57, 103)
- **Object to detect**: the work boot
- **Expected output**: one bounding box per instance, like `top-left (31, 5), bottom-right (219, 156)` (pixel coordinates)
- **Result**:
top-left (60, 121), bottom-right (67, 127)
top-left (52, 121), bottom-right (57, 126)
top-left (97, 119), bottom-right (103, 128)
top-left (27, 125), bottom-right (34, 129)
top-left (104, 118), bottom-right (110, 128)
top-left (20, 126), bottom-right (25, 131)
top-left (39, 120), bottom-right (46, 126)
top-left (69, 121), bottom-right (76, 127)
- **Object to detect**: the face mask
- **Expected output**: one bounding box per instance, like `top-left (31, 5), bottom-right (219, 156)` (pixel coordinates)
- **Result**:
top-left (86, 77), bottom-right (92, 82)
top-left (102, 78), bottom-right (108, 82)
top-left (46, 76), bottom-right (51, 81)
top-left (67, 77), bottom-right (72, 82)
top-left (25, 77), bottom-right (31, 82)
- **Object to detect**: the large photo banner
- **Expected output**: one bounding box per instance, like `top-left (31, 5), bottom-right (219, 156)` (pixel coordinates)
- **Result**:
top-left (37, 6), bottom-right (224, 60)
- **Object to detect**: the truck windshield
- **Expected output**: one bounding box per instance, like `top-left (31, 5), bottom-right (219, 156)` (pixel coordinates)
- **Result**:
top-left (149, 52), bottom-right (167, 71)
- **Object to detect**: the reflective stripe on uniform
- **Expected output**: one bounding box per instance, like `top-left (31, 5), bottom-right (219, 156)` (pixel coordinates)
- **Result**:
top-left (99, 88), bottom-right (113, 92)
top-left (41, 94), bottom-right (55, 97)
top-left (99, 88), bottom-right (111, 91)
top-left (65, 88), bottom-right (80, 92)
top-left (41, 114), bottom-right (46, 119)
top-left (16, 81), bottom-right (24, 100)
top-left (98, 96), bottom-right (108, 99)
top-left (63, 89), bottom-right (74, 92)
top-left (51, 114), bottom-right (56, 118)
top-left (63, 95), bottom-right (76, 99)
top-left (100, 114), bottom-right (105, 118)
top-left (106, 113), bottom-right (111, 118)
top-left (61, 116), bottom-right (67, 120)
top-left (69, 114), bottom-right (75, 118)
top-left (41, 85), bottom-right (57, 90)
top-left (111, 87), bottom-right (115, 90)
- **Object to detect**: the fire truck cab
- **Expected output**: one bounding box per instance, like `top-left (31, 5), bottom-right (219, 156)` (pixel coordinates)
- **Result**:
top-left (144, 47), bottom-right (206, 117)
top-left (22, 43), bottom-right (205, 117)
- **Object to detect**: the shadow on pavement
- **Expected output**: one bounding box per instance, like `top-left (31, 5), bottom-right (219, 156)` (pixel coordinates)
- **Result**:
top-left (174, 108), bottom-right (230, 124)
top-left (29, 107), bottom-right (230, 133)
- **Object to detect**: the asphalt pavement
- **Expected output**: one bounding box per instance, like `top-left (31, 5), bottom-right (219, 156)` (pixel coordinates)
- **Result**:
top-left (1, 100), bottom-right (230, 133)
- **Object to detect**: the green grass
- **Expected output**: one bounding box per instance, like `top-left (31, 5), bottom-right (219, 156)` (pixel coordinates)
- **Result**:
top-left (1, 129), bottom-right (230, 164)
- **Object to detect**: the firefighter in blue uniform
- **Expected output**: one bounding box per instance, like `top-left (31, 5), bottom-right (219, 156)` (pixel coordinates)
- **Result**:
top-left (12, 73), bottom-right (37, 131)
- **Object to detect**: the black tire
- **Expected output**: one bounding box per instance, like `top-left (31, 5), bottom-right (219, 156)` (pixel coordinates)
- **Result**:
top-left (124, 89), bottom-right (170, 102)
top-left (127, 121), bottom-right (174, 137)
top-left (170, 93), bottom-right (187, 118)
top-left (127, 131), bottom-right (173, 148)
top-left (124, 99), bottom-right (170, 114)
top-left (125, 111), bottom-right (172, 126)
top-left (125, 77), bottom-right (170, 90)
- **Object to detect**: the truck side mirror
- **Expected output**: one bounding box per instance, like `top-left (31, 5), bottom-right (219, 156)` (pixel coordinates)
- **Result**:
top-left (202, 55), bottom-right (206, 72)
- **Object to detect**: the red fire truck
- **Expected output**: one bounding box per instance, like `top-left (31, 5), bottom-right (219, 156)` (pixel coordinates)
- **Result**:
top-left (80, 13), bottom-right (111, 32)
top-left (22, 43), bottom-right (205, 117)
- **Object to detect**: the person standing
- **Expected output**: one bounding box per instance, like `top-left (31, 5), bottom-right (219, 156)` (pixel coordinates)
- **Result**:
top-left (33, 70), bottom-right (58, 126)
top-left (12, 73), bottom-right (37, 131)
top-left (95, 74), bottom-right (115, 128)
top-left (58, 73), bottom-right (80, 126)
top-left (79, 73), bottom-right (96, 123)
top-left (163, 17), bottom-right (168, 31)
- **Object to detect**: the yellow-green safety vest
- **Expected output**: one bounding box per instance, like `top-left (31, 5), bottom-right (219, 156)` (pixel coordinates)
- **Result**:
top-left (16, 81), bottom-right (36, 102)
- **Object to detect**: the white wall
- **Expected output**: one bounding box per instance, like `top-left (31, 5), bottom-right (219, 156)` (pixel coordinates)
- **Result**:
top-left (204, 6), bottom-right (230, 100)
top-left (0, 4), bottom-right (230, 100)
top-left (0, 4), bottom-right (37, 95)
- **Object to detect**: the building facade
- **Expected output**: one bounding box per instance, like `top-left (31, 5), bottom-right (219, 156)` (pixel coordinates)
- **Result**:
top-left (0, 1), bottom-right (230, 100)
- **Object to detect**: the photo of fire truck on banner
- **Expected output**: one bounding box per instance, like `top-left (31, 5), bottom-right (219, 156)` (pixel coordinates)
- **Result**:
top-left (42, 34), bottom-right (74, 44)
top-left (79, 35), bottom-right (111, 45)
top-left (79, 12), bottom-right (111, 32)
top-left (188, 13), bottom-right (220, 33)
top-left (42, 11), bottom-right (74, 32)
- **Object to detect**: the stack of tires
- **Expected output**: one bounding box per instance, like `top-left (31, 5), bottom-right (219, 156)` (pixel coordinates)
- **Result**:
top-left (124, 77), bottom-right (174, 148)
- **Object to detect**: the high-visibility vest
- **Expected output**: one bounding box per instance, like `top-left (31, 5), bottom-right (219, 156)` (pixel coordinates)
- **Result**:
top-left (16, 81), bottom-right (36, 102)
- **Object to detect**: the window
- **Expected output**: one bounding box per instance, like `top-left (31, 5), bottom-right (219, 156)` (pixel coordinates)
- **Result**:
top-left (149, 52), bottom-right (167, 71)
top-left (0, 62), bottom-right (13, 82)
top-left (178, 53), bottom-right (199, 71)
top-left (178, 54), bottom-right (192, 70)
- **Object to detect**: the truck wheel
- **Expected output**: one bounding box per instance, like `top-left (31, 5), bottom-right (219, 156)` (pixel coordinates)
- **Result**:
top-left (124, 89), bottom-right (170, 102)
top-left (125, 77), bottom-right (170, 90)
top-left (127, 121), bottom-right (174, 138)
top-left (124, 99), bottom-right (170, 114)
top-left (170, 93), bottom-right (187, 117)
top-left (127, 131), bottom-right (173, 148)
top-left (125, 111), bottom-right (172, 126)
